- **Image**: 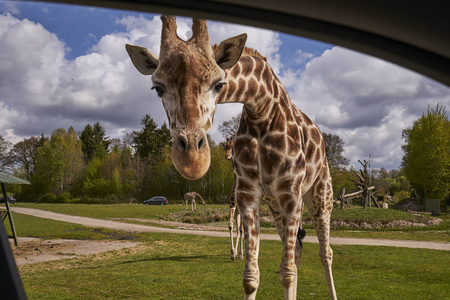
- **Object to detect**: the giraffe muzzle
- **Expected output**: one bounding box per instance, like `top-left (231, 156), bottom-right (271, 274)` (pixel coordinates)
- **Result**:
top-left (171, 130), bottom-right (211, 180)
top-left (175, 132), bottom-right (207, 153)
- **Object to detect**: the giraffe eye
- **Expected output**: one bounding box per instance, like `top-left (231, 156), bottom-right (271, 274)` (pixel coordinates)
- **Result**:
top-left (213, 82), bottom-right (226, 93)
top-left (151, 86), bottom-right (164, 97)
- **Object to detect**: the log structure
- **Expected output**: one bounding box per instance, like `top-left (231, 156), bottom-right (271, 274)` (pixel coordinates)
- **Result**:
top-left (338, 160), bottom-right (380, 209)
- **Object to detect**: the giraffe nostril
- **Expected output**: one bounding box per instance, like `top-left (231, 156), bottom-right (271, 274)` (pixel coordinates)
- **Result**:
top-left (197, 136), bottom-right (206, 150)
top-left (177, 135), bottom-right (188, 152)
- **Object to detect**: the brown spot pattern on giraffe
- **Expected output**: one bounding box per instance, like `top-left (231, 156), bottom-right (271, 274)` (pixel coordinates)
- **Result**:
top-left (239, 56), bottom-right (254, 77)
top-left (235, 78), bottom-right (246, 100)
top-left (246, 78), bottom-right (258, 98)
top-left (231, 61), bottom-right (241, 78)
top-left (132, 17), bottom-right (337, 297)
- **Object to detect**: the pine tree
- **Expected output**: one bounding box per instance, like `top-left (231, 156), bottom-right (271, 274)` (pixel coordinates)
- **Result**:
top-left (80, 122), bottom-right (110, 161)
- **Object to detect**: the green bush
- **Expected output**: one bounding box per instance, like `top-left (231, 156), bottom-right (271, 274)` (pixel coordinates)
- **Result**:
top-left (394, 190), bottom-right (411, 203)
top-left (58, 192), bottom-right (72, 203)
top-left (35, 193), bottom-right (138, 204)
top-left (166, 207), bottom-right (229, 223)
top-left (37, 193), bottom-right (60, 203)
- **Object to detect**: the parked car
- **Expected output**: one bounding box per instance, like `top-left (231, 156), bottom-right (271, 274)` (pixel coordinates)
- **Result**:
top-left (143, 196), bottom-right (168, 205)
top-left (0, 196), bottom-right (16, 204)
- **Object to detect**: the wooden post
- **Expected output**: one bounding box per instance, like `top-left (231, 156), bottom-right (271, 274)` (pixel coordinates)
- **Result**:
top-left (1, 183), bottom-right (18, 246)
top-left (371, 194), bottom-right (381, 208)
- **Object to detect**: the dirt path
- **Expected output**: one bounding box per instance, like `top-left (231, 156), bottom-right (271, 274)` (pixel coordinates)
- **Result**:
top-left (11, 207), bottom-right (450, 251)
top-left (10, 237), bottom-right (140, 265)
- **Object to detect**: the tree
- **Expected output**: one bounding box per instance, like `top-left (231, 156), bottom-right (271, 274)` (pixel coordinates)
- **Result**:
top-left (132, 115), bottom-right (171, 161)
top-left (80, 122), bottom-right (110, 161)
top-left (9, 136), bottom-right (40, 179)
top-left (33, 127), bottom-right (84, 196)
top-left (0, 136), bottom-right (12, 172)
top-left (322, 133), bottom-right (349, 169)
top-left (218, 113), bottom-right (241, 139)
top-left (80, 124), bottom-right (96, 161)
top-left (402, 104), bottom-right (450, 202)
top-left (93, 122), bottom-right (111, 151)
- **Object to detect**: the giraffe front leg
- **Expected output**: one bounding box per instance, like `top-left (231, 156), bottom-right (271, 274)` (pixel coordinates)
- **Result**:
top-left (237, 212), bottom-right (244, 260)
top-left (237, 191), bottom-right (261, 300)
top-left (278, 200), bottom-right (304, 300)
top-left (265, 198), bottom-right (302, 299)
top-left (229, 205), bottom-right (237, 260)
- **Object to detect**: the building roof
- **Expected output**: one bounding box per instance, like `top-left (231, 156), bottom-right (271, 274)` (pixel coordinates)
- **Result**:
top-left (0, 172), bottom-right (30, 185)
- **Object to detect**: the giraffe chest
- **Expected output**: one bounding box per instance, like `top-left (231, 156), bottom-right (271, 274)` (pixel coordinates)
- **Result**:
top-left (233, 134), bottom-right (311, 196)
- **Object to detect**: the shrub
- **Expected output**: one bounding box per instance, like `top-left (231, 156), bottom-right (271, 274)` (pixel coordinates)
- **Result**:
top-left (394, 190), bottom-right (411, 203)
top-left (166, 207), bottom-right (229, 224)
top-left (37, 193), bottom-right (59, 203)
top-left (58, 192), bottom-right (72, 203)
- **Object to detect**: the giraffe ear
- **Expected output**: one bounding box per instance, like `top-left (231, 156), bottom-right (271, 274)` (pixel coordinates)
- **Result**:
top-left (214, 33), bottom-right (247, 69)
top-left (126, 44), bottom-right (159, 75)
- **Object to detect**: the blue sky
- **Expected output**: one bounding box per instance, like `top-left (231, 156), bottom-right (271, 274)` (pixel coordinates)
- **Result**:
top-left (1, 1), bottom-right (449, 170)
top-left (9, 2), bottom-right (331, 63)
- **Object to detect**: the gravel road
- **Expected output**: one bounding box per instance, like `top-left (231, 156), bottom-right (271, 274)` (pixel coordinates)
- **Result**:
top-left (11, 207), bottom-right (450, 251)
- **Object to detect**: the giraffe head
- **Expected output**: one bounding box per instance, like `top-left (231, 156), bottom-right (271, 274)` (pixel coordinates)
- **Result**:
top-left (223, 137), bottom-right (233, 160)
top-left (126, 16), bottom-right (246, 180)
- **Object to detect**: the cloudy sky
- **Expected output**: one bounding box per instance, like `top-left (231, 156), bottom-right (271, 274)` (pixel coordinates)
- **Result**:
top-left (1, 1), bottom-right (449, 170)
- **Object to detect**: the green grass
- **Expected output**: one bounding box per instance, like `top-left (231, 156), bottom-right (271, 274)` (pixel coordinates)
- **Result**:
top-left (2, 212), bottom-right (141, 240)
top-left (12, 203), bottom-right (450, 242)
top-left (322, 205), bottom-right (434, 223)
top-left (18, 232), bottom-right (450, 300)
top-left (4, 204), bottom-right (449, 299)
top-left (14, 203), bottom-right (226, 220)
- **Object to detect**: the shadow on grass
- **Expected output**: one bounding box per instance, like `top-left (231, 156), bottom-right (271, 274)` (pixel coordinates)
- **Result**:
top-left (118, 254), bottom-right (230, 265)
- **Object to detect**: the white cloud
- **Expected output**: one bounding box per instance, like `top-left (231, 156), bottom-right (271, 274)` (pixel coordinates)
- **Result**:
top-left (1, 2), bottom-right (20, 15)
top-left (0, 13), bottom-right (164, 140)
top-left (208, 20), bottom-right (282, 74)
top-left (290, 46), bottom-right (450, 169)
top-left (294, 49), bottom-right (315, 65)
top-left (1, 11), bottom-right (449, 172)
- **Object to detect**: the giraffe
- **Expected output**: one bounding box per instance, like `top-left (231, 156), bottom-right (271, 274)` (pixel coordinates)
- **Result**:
top-left (126, 16), bottom-right (337, 300)
top-left (223, 138), bottom-right (244, 261)
top-left (184, 191), bottom-right (205, 211)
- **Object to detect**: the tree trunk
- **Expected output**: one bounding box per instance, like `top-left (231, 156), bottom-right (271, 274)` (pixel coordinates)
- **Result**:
top-left (340, 187), bottom-right (345, 209)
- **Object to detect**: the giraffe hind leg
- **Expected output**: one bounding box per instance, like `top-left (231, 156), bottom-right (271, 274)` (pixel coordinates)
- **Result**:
top-left (304, 182), bottom-right (337, 299)
top-left (297, 227), bottom-right (306, 249)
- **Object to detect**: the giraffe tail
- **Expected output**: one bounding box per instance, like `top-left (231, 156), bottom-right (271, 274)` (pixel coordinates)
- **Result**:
top-left (297, 227), bottom-right (306, 248)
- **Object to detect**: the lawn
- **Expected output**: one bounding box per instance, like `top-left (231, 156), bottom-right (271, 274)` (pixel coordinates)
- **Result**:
top-left (18, 232), bottom-right (450, 300)
top-left (2, 212), bottom-right (142, 240)
top-left (11, 203), bottom-right (450, 242)
top-left (2, 203), bottom-right (449, 299)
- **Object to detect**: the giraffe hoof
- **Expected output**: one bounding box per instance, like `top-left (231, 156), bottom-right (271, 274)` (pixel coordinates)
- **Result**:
top-left (243, 279), bottom-right (258, 294)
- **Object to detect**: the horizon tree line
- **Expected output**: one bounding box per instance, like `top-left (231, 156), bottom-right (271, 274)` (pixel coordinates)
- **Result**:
top-left (2, 106), bottom-right (445, 205)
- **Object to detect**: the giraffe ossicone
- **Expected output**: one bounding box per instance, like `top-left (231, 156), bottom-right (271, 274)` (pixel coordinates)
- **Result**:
top-left (126, 15), bottom-right (337, 300)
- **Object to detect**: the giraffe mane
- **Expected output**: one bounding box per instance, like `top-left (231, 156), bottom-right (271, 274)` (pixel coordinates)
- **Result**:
top-left (212, 45), bottom-right (267, 62)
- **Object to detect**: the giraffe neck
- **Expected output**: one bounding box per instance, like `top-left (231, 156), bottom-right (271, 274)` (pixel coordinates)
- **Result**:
top-left (218, 55), bottom-right (291, 123)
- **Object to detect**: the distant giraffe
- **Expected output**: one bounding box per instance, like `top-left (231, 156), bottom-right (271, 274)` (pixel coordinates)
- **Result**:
top-left (126, 16), bottom-right (336, 300)
top-left (223, 138), bottom-right (244, 260)
top-left (184, 191), bottom-right (205, 211)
